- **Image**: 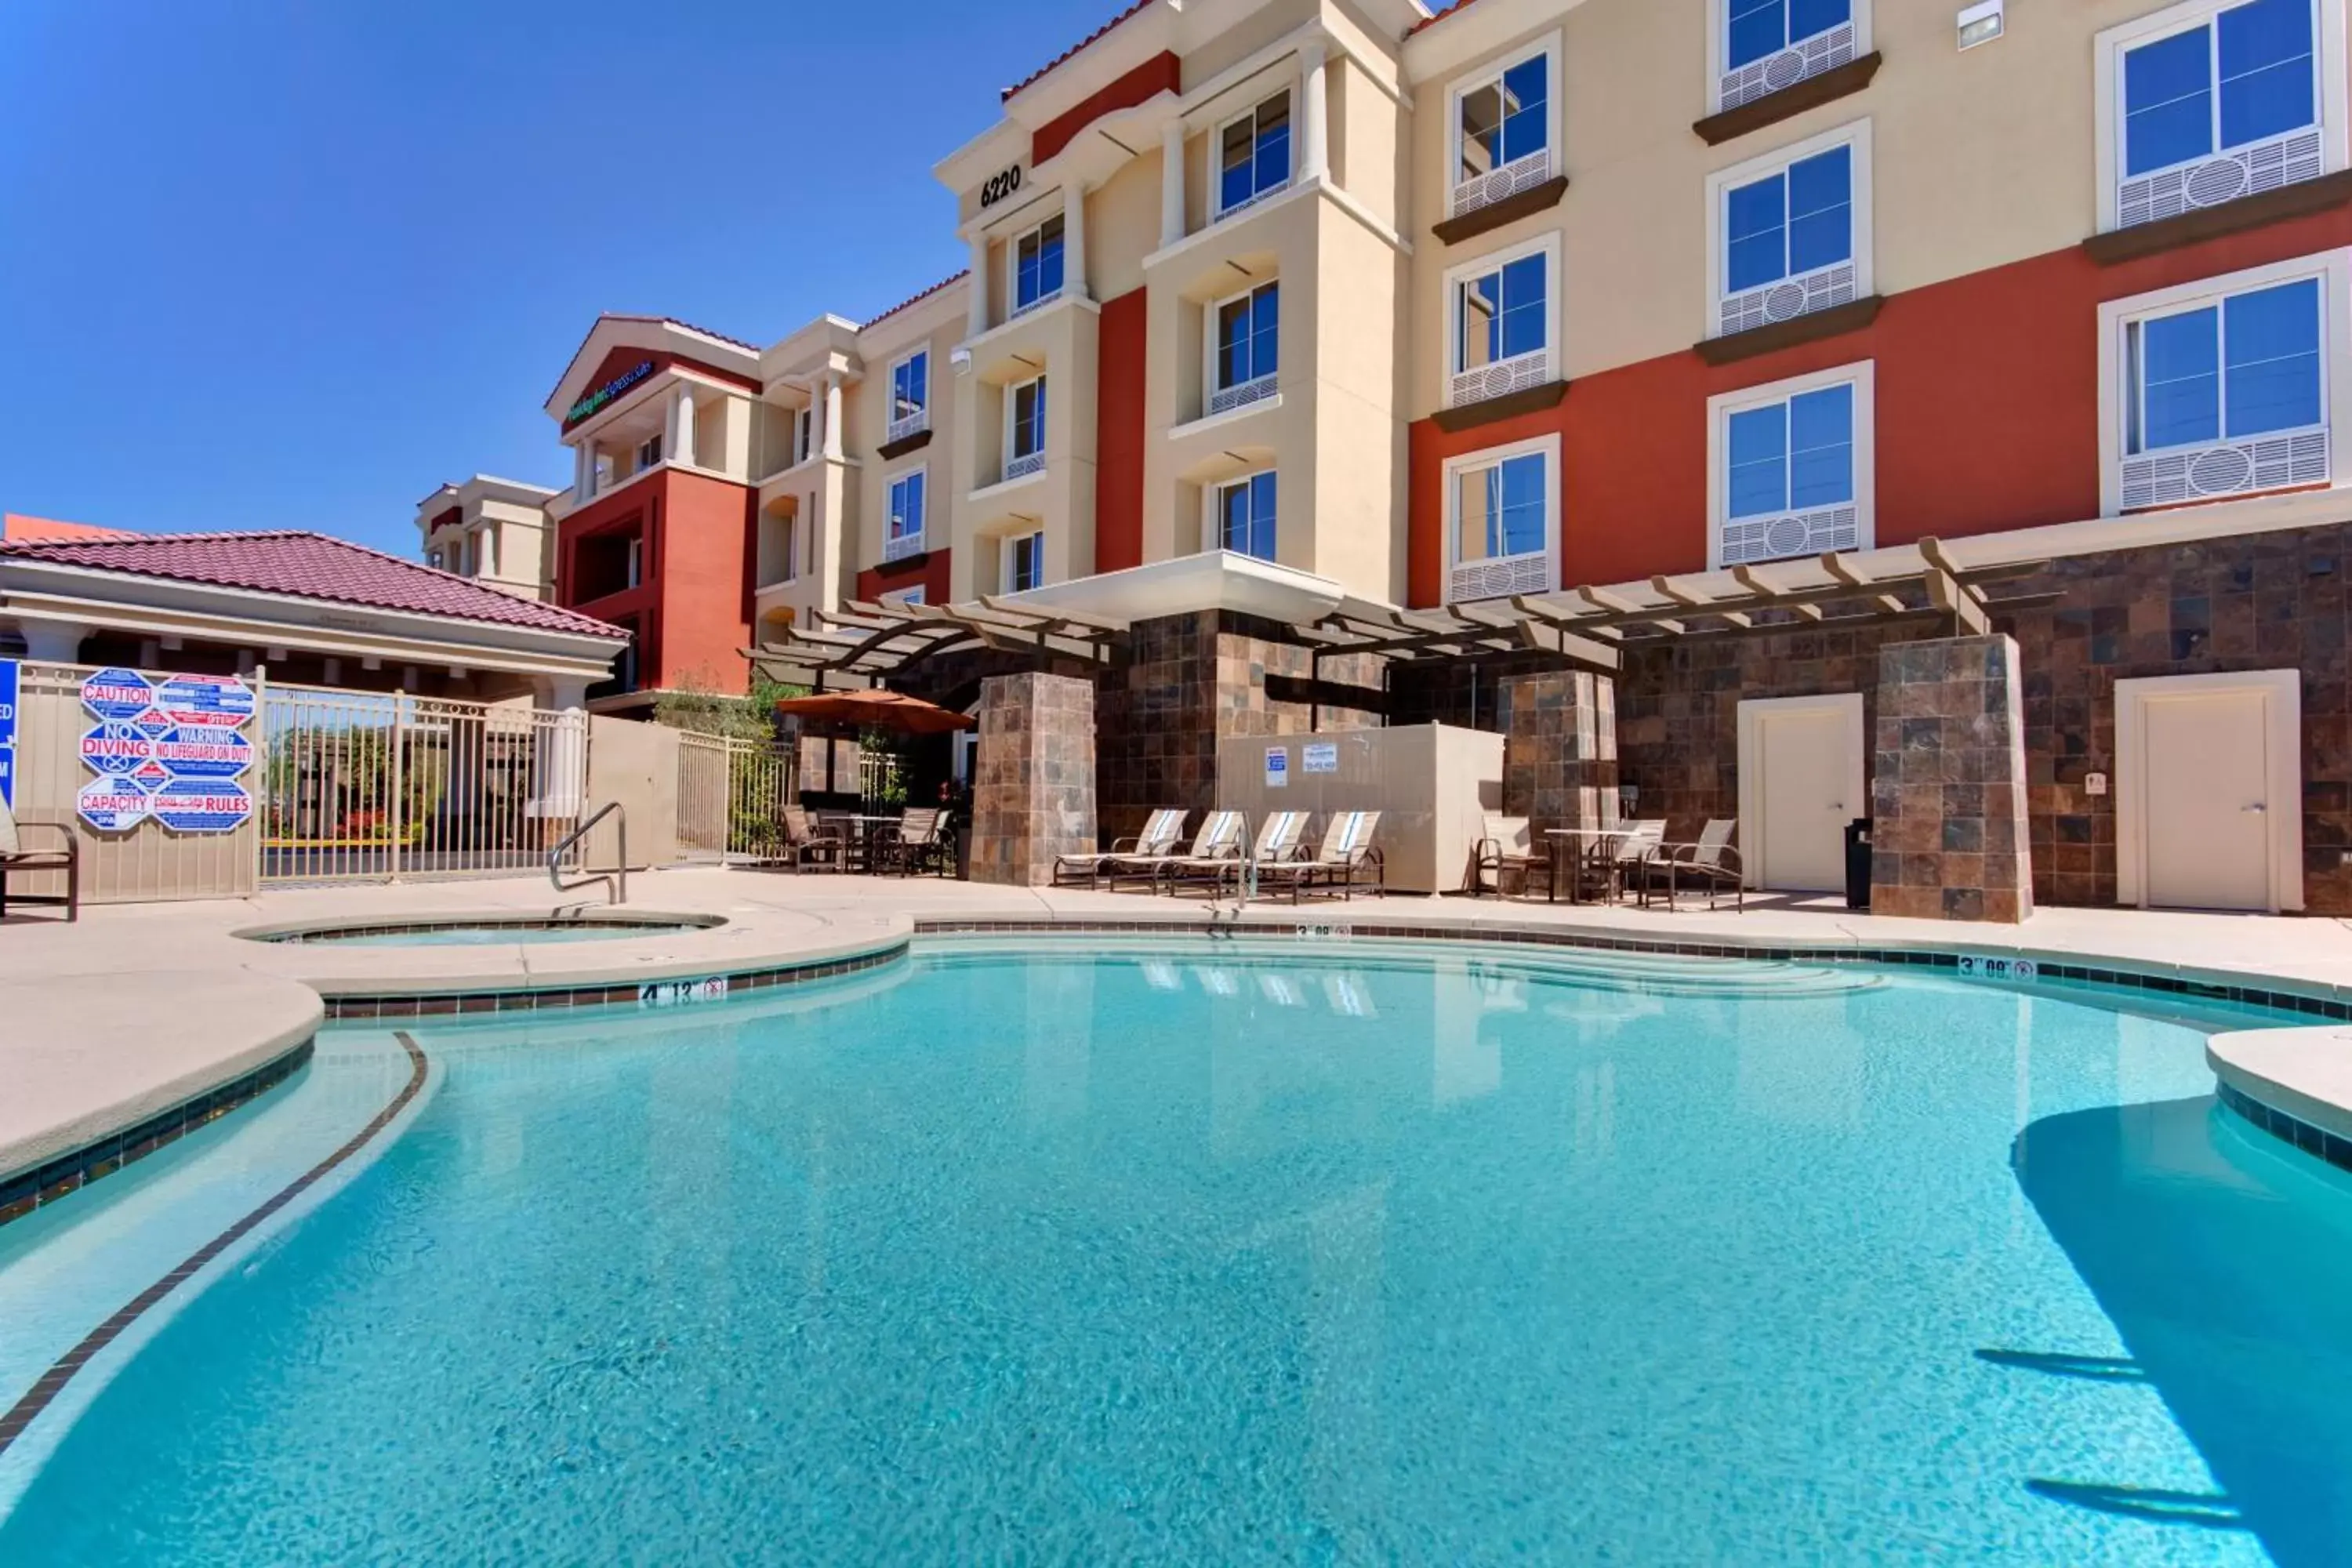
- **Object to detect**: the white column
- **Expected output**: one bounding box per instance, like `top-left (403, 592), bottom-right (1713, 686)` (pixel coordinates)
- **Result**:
top-left (822, 373), bottom-right (845, 462)
top-left (670, 386), bottom-right (698, 467)
top-left (532, 676), bottom-right (590, 818)
top-left (1298, 40), bottom-right (1330, 187)
top-left (17, 620), bottom-right (88, 663)
top-left (1160, 119), bottom-right (1187, 247)
top-left (1063, 181), bottom-right (1088, 302)
top-left (574, 441), bottom-right (594, 502)
top-left (967, 232), bottom-right (989, 336)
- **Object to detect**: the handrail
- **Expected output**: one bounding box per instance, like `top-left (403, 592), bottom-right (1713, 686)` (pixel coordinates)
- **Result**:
top-left (550, 800), bottom-right (628, 905)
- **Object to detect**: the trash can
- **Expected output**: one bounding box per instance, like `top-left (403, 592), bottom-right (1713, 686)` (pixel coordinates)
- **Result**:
top-left (1843, 818), bottom-right (1873, 911)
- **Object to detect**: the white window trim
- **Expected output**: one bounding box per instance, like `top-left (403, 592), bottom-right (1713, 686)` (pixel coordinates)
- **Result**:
top-left (1212, 89), bottom-right (1296, 220)
top-left (2096, 247), bottom-right (2352, 514)
top-left (1441, 432), bottom-right (1561, 604)
top-left (887, 350), bottom-right (931, 444)
top-left (1442, 230), bottom-right (1563, 408)
top-left (1004, 373), bottom-right (1048, 481)
top-left (1004, 529), bottom-right (1047, 593)
top-left (1008, 215), bottom-right (1067, 318)
top-left (1703, 118), bottom-right (1872, 341)
top-left (1704, 359), bottom-right (1876, 569)
top-left (1203, 278), bottom-right (1281, 407)
top-left (884, 465), bottom-right (929, 562)
top-left (1203, 466), bottom-right (1279, 557)
top-left (2092, 0), bottom-right (2350, 234)
top-left (1706, 0), bottom-right (1874, 116)
top-left (1445, 31), bottom-right (1563, 219)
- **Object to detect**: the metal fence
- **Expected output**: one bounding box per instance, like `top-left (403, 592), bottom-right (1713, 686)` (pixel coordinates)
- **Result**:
top-left (257, 682), bottom-right (590, 884)
top-left (676, 732), bottom-right (798, 862)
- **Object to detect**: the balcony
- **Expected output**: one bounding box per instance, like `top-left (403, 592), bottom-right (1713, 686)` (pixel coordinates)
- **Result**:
top-left (1004, 450), bottom-right (1046, 483)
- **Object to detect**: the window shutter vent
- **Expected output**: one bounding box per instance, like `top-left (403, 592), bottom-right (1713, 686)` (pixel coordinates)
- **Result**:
top-left (2119, 431), bottom-right (2328, 510)
top-left (1719, 23), bottom-right (1857, 112)
top-left (1719, 505), bottom-right (1859, 567)
top-left (1208, 375), bottom-right (1279, 417)
top-left (1447, 349), bottom-right (1550, 409)
top-left (1449, 147), bottom-right (1553, 219)
top-left (2118, 129), bottom-right (2324, 229)
top-left (1719, 262), bottom-right (1856, 338)
top-left (1447, 551), bottom-right (1552, 604)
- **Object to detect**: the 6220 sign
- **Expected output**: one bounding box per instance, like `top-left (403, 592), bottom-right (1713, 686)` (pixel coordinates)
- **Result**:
top-left (979, 165), bottom-right (1024, 208)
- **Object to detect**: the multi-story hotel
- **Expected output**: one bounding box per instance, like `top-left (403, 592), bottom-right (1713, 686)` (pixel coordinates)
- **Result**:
top-left (444, 0), bottom-right (2352, 920)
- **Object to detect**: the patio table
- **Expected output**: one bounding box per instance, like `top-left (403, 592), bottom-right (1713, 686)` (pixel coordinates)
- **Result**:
top-left (1542, 826), bottom-right (1635, 905)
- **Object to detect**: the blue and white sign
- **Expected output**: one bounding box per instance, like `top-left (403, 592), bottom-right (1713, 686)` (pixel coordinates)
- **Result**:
top-left (1265, 746), bottom-right (1289, 789)
top-left (0, 657), bottom-right (18, 751)
top-left (127, 759), bottom-right (171, 793)
top-left (77, 777), bottom-right (151, 833)
top-left (80, 721), bottom-right (158, 777)
top-left (150, 779), bottom-right (251, 834)
top-left (152, 725), bottom-right (253, 780)
top-left (80, 666), bottom-right (154, 722)
top-left (154, 673), bottom-right (255, 728)
top-left (132, 706), bottom-right (173, 742)
top-left (1302, 741), bottom-right (1339, 775)
top-left (0, 748), bottom-right (13, 811)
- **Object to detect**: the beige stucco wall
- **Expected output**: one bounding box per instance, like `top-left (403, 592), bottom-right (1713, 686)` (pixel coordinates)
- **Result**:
top-left (950, 295), bottom-right (1102, 597)
top-left (851, 303), bottom-right (966, 574)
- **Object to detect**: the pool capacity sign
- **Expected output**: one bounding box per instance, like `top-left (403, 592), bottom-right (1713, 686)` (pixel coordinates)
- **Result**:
top-left (75, 668), bottom-right (255, 835)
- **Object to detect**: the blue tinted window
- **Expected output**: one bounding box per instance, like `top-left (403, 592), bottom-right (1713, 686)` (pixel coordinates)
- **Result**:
top-left (1221, 95), bottom-right (1291, 212)
top-left (890, 471), bottom-right (926, 540)
top-left (2140, 306), bottom-right (2223, 449)
top-left (1217, 285), bottom-right (1280, 387)
top-left (1726, 405), bottom-right (1788, 519)
top-left (2125, 28), bottom-right (2216, 176)
top-left (1787, 385), bottom-right (1855, 509)
top-left (1016, 221), bottom-right (1064, 310)
top-left (1785, 147), bottom-right (1853, 276)
top-left (1726, 173), bottom-right (1787, 293)
top-left (2219, 0), bottom-right (2316, 149)
top-left (1457, 255), bottom-right (1548, 370)
top-left (2223, 277), bottom-right (2323, 437)
top-left (1492, 452), bottom-right (1548, 557)
top-left (1221, 473), bottom-right (1277, 559)
top-left (1497, 55), bottom-right (1549, 165)
top-left (1789, 0), bottom-right (1851, 42)
top-left (1727, 0), bottom-right (1784, 69)
top-left (1252, 286), bottom-right (1279, 382)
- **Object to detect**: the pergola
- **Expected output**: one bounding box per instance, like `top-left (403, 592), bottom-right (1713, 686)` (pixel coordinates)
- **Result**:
top-left (743, 596), bottom-right (1127, 689)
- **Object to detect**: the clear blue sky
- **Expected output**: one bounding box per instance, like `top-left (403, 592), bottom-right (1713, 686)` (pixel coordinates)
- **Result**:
top-left (0, 0), bottom-right (1119, 554)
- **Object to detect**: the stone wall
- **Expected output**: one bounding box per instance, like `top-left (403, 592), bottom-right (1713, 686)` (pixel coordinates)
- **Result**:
top-left (1869, 635), bottom-right (2033, 923)
top-left (970, 672), bottom-right (1095, 887)
top-left (1497, 670), bottom-right (1620, 833)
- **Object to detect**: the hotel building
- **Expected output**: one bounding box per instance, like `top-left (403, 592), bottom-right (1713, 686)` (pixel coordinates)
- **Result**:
top-left (461, 0), bottom-right (2352, 919)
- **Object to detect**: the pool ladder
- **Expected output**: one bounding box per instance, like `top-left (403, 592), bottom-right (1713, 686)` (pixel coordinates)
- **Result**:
top-left (549, 800), bottom-right (628, 906)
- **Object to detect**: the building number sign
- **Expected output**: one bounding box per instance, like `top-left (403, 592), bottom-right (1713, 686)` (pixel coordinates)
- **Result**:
top-left (979, 165), bottom-right (1023, 208)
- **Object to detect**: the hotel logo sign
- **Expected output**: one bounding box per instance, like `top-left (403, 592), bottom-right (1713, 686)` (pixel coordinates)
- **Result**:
top-left (567, 359), bottom-right (655, 426)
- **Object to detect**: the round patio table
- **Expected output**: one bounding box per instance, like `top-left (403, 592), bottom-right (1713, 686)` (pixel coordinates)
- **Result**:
top-left (1542, 826), bottom-right (1635, 904)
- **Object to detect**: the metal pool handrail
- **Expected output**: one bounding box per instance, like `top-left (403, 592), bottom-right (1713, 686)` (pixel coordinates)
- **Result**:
top-left (549, 800), bottom-right (628, 906)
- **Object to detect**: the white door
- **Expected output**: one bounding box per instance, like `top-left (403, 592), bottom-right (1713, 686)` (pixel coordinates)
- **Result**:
top-left (1738, 695), bottom-right (1865, 892)
top-left (2122, 672), bottom-right (2301, 913)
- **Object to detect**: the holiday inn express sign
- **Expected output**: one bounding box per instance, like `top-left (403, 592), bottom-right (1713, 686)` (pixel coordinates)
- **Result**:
top-left (565, 359), bottom-right (655, 427)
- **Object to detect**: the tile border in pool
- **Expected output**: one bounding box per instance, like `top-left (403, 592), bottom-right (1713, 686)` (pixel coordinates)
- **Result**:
top-left (315, 938), bottom-right (911, 1019)
top-left (0, 1031), bottom-right (429, 1460)
top-left (252, 916), bottom-right (721, 946)
top-left (0, 1040), bottom-right (317, 1232)
top-left (2216, 1081), bottom-right (2352, 1174)
top-left (912, 917), bottom-right (2352, 1018)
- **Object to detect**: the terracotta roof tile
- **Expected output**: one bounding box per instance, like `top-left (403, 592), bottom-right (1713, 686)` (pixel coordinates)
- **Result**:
top-left (0, 530), bottom-right (628, 641)
top-left (861, 271), bottom-right (970, 332)
top-left (1003, 0), bottom-right (1157, 102)
top-left (1408, 0), bottom-right (1478, 33)
top-left (2, 514), bottom-right (129, 543)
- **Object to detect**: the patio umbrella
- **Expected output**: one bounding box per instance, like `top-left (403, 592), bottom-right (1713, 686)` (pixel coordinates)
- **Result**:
top-left (772, 689), bottom-right (976, 735)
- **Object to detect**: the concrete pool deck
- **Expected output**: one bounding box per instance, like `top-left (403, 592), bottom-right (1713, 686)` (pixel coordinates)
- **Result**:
top-left (11, 866), bottom-right (2352, 1188)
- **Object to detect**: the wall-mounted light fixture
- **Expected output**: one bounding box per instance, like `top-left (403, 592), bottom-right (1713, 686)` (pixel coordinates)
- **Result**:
top-left (1958, 0), bottom-right (2005, 49)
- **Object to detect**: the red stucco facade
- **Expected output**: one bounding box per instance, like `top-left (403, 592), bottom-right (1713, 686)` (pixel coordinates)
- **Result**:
top-left (557, 467), bottom-right (754, 694)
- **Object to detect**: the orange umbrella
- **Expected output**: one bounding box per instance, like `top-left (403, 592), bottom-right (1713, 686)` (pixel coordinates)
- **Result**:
top-left (773, 689), bottom-right (976, 735)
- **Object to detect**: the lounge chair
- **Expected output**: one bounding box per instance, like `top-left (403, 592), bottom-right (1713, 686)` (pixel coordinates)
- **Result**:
top-left (1471, 814), bottom-right (1551, 899)
top-left (880, 807), bottom-right (953, 877)
top-left (1157, 810), bottom-right (1309, 898)
top-left (1262, 810), bottom-right (1385, 902)
top-left (0, 796), bottom-right (78, 921)
top-left (780, 804), bottom-right (844, 873)
top-left (1639, 819), bottom-right (1744, 910)
top-left (1571, 819), bottom-right (1667, 904)
top-left (1054, 808), bottom-right (1185, 889)
top-left (1105, 809), bottom-right (1242, 891)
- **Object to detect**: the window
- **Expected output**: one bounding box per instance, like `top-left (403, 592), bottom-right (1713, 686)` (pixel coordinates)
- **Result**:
top-left (1452, 42), bottom-right (1555, 216)
top-left (794, 406), bottom-right (815, 466)
top-left (1445, 437), bottom-right (1558, 604)
top-left (1446, 236), bottom-right (1556, 406)
top-left (635, 433), bottom-right (663, 470)
top-left (2101, 251), bottom-right (2347, 511)
top-left (1718, 0), bottom-right (1862, 111)
top-left (1217, 92), bottom-right (1292, 216)
top-left (1209, 282), bottom-right (1279, 414)
top-left (2103, 0), bottom-right (2337, 230)
top-left (1708, 122), bottom-right (1870, 339)
top-left (1006, 376), bottom-right (1047, 480)
top-left (1707, 363), bottom-right (1873, 567)
top-left (779, 514), bottom-right (800, 583)
top-left (888, 351), bottom-right (929, 442)
top-left (1213, 470), bottom-right (1278, 561)
top-left (1006, 530), bottom-right (1045, 593)
top-left (885, 586), bottom-right (927, 608)
top-left (1013, 216), bottom-right (1065, 316)
top-left (885, 469), bottom-right (927, 562)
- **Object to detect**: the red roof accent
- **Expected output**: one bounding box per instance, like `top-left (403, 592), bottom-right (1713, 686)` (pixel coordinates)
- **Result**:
top-left (545, 314), bottom-right (761, 407)
top-left (0, 530), bottom-right (628, 641)
top-left (862, 271), bottom-right (970, 331)
top-left (1408, 0), bottom-right (1479, 33)
top-left (3, 514), bottom-right (129, 543)
top-left (1003, 0), bottom-right (1157, 102)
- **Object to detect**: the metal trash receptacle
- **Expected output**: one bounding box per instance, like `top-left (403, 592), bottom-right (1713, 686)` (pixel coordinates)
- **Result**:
top-left (1844, 818), bottom-right (1872, 911)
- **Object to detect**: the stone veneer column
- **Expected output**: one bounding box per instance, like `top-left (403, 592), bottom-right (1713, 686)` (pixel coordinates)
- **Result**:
top-left (1498, 670), bottom-right (1619, 833)
top-left (1870, 634), bottom-right (2033, 923)
top-left (971, 672), bottom-right (1097, 887)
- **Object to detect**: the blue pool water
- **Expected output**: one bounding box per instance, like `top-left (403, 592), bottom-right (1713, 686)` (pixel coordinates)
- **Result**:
top-left (4, 942), bottom-right (2350, 1564)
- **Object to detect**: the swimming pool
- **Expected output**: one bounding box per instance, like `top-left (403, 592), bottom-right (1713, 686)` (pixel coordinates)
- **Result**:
top-left (2, 940), bottom-right (2345, 1563)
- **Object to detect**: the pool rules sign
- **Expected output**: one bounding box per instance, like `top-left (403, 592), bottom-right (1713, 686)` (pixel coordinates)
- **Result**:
top-left (75, 667), bottom-right (255, 835)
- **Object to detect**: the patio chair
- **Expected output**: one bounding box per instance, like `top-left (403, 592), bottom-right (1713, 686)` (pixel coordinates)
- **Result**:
top-left (0, 795), bottom-right (78, 922)
top-left (1262, 810), bottom-right (1385, 902)
top-left (1572, 820), bottom-right (1667, 904)
top-left (1157, 810), bottom-right (1309, 898)
top-left (1471, 814), bottom-right (1552, 899)
top-left (1105, 809), bottom-right (1242, 891)
top-left (880, 807), bottom-right (953, 877)
top-left (780, 804), bottom-right (844, 873)
top-left (1639, 819), bottom-right (1744, 911)
top-left (1054, 808), bottom-right (1186, 889)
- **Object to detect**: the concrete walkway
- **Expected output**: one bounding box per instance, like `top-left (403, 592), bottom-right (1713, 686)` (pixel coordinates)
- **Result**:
top-left (9, 866), bottom-right (2352, 1184)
